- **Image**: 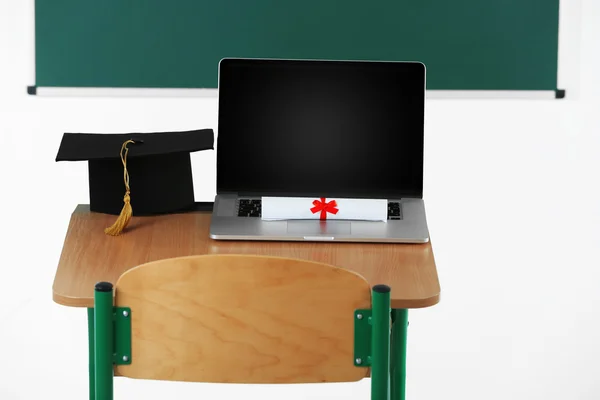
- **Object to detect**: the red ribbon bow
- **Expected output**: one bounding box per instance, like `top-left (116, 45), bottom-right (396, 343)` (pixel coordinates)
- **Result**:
top-left (310, 198), bottom-right (339, 220)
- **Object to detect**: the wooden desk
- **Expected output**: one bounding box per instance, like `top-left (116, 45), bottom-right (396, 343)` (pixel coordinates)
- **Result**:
top-left (53, 205), bottom-right (440, 309)
top-left (53, 204), bottom-right (440, 400)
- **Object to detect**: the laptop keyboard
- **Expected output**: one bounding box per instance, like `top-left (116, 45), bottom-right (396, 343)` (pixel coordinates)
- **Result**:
top-left (387, 202), bottom-right (402, 220)
top-left (237, 199), bottom-right (262, 217)
top-left (238, 199), bottom-right (403, 220)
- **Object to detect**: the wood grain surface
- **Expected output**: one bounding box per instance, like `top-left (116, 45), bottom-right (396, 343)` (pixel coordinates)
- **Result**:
top-left (114, 254), bottom-right (371, 383)
top-left (53, 205), bottom-right (440, 309)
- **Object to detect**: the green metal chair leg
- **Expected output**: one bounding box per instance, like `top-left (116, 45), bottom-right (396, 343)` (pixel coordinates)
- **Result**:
top-left (94, 282), bottom-right (114, 400)
top-left (87, 308), bottom-right (95, 400)
top-left (391, 309), bottom-right (408, 400)
top-left (371, 285), bottom-right (391, 400)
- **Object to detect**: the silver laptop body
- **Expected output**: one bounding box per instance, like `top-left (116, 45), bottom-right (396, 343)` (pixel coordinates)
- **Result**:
top-left (210, 58), bottom-right (429, 243)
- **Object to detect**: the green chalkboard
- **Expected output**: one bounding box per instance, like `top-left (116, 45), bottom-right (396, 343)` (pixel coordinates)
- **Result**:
top-left (35, 0), bottom-right (560, 91)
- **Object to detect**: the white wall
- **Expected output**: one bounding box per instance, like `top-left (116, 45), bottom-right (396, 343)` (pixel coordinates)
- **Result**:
top-left (1, 1), bottom-right (599, 399)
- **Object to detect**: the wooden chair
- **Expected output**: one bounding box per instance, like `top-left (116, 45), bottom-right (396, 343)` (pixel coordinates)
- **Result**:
top-left (90, 255), bottom-right (403, 400)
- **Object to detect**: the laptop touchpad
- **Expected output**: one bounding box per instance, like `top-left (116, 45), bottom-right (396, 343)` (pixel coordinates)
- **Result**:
top-left (286, 220), bottom-right (351, 235)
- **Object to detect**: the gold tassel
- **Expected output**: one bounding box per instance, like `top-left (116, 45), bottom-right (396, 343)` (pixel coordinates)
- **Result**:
top-left (105, 140), bottom-right (135, 236)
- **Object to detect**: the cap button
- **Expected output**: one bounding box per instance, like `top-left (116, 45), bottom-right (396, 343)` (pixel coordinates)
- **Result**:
top-left (95, 282), bottom-right (113, 292)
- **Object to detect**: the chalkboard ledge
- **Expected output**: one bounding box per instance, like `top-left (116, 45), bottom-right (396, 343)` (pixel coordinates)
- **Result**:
top-left (27, 86), bottom-right (218, 97)
top-left (27, 86), bottom-right (565, 99)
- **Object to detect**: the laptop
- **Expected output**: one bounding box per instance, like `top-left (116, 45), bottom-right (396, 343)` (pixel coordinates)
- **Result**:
top-left (210, 58), bottom-right (429, 243)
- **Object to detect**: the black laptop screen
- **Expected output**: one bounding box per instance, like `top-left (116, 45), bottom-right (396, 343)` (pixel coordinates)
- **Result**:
top-left (217, 59), bottom-right (425, 199)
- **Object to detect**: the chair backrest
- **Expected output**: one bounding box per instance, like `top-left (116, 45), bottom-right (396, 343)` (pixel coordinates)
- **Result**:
top-left (114, 254), bottom-right (372, 383)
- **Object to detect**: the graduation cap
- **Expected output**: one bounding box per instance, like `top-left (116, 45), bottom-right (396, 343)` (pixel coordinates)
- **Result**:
top-left (56, 129), bottom-right (214, 235)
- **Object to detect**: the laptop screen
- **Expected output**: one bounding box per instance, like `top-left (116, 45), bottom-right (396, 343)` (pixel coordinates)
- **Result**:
top-left (217, 59), bottom-right (425, 199)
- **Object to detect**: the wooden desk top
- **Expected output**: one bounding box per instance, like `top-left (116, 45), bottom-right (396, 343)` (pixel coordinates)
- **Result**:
top-left (53, 205), bottom-right (440, 309)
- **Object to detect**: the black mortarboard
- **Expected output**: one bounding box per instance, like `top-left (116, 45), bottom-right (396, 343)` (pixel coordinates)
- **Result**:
top-left (56, 129), bottom-right (214, 224)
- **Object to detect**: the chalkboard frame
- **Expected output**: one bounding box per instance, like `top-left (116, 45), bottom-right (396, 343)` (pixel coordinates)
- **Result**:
top-left (29, 0), bottom-right (565, 99)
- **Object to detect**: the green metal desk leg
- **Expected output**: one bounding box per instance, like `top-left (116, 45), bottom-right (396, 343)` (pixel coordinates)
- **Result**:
top-left (371, 285), bottom-right (391, 400)
top-left (94, 282), bottom-right (114, 400)
top-left (391, 309), bottom-right (408, 400)
top-left (87, 308), bottom-right (95, 400)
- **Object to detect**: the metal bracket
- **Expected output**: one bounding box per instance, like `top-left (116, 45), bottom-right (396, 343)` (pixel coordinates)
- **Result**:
top-left (113, 307), bottom-right (132, 365)
top-left (354, 309), bottom-right (372, 367)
